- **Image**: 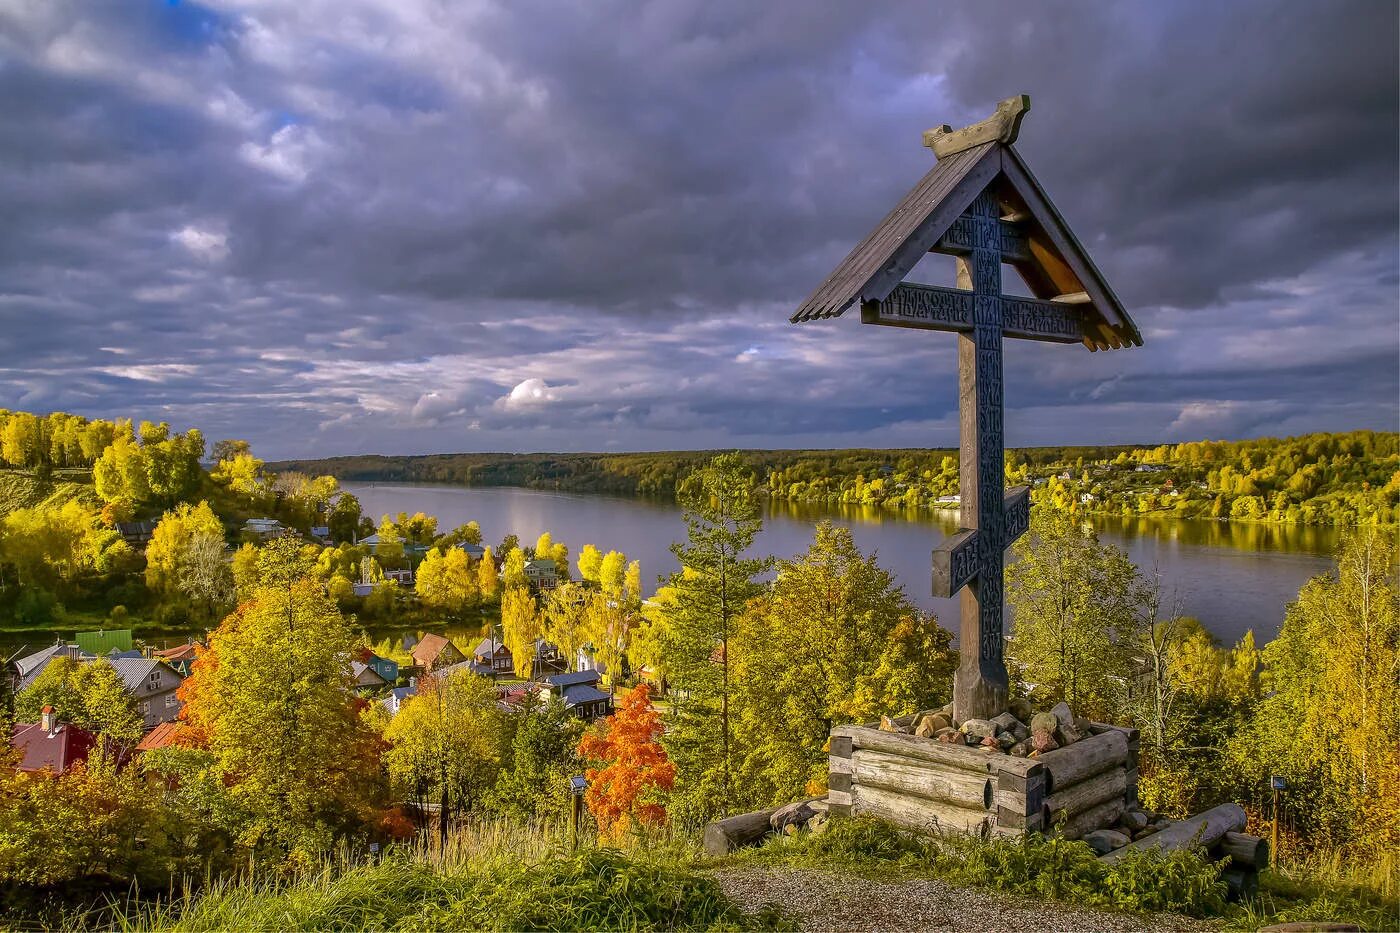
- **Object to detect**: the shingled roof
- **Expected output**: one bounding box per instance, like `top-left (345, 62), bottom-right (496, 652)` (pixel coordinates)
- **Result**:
top-left (790, 109), bottom-right (1140, 351)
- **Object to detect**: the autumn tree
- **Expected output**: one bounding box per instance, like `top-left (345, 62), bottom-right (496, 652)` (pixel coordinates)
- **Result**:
top-left (660, 453), bottom-right (768, 818)
top-left (502, 546), bottom-right (528, 591)
top-left (416, 547), bottom-right (477, 618)
top-left (543, 581), bottom-right (590, 672)
top-left (145, 501), bottom-right (232, 623)
top-left (178, 538), bottom-right (383, 859)
top-left (477, 548), bottom-right (499, 600)
top-left (486, 696), bottom-right (584, 821)
top-left (501, 587), bottom-right (542, 678)
top-left (730, 522), bottom-right (952, 804)
top-left (1230, 529), bottom-right (1399, 858)
top-left (1006, 508), bottom-right (1147, 719)
top-left (372, 516), bottom-right (405, 569)
top-left (578, 683), bottom-right (675, 843)
top-left (383, 668), bottom-right (508, 833)
top-left (15, 657), bottom-right (144, 746)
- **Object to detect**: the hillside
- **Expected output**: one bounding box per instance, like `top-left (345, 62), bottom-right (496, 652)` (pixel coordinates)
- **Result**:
top-left (0, 469), bottom-right (99, 519)
top-left (270, 431), bottom-right (1400, 525)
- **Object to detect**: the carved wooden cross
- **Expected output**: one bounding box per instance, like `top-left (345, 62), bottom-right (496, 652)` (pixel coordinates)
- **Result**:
top-left (789, 95), bottom-right (1142, 723)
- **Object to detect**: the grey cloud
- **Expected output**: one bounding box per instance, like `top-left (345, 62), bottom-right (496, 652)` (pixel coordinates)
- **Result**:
top-left (0, 0), bottom-right (1394, 457)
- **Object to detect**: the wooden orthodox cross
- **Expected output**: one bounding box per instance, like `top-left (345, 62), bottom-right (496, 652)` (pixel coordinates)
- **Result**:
top-left (790, 95), bottom-right (1142, 723)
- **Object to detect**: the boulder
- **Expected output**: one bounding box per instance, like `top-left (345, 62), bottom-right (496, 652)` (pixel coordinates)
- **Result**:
top-left (991, 712), bottom-right (1025, 733)
top-left (980, 735), bottom-right (999, 749)
top-left (1008, 741), bottom-right (1029, 757)
top-left (1030, 712), bottom-right (1060, 735)
top-left (1055, 719), bottom-right (1085, 746)
top-left (1030, 729), bottom-right (1059, 754)
top-left (1083, 829), bottom-right (1131, 855)
top-left (913, 717), bottom-right (939, 738)
top-left (809, 812), bottom-right (829, 835)
top-left (879, 715), bottom-right (906, 733)
top-left (770, 799), bottom-right (818, 832)
top-left (1049, 701), bottom-right (1076, 727)
top-left (961, 718), bottom-right (999, 739)
top-left (937, 728), bottom-right (965, 744)
top-left (926, 713), bottom-right (953, 733)
top-left (995, 731), bottom-right (1017, 750)
top-left (1120, 810), bottom-right (1150, 833)
top-left (1009, 697), bottom-right (1034, 722)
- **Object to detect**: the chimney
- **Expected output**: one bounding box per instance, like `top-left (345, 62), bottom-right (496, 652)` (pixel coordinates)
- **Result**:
top-left (40, 705), bottom-right (56, 732)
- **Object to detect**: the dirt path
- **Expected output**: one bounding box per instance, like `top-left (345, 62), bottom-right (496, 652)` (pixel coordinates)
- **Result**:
top-left (710, 866), bottom-right (1218, 932)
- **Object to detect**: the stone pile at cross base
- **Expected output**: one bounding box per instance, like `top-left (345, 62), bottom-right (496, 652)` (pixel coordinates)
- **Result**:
top-left (875, 697), bottom-right (1165, 855)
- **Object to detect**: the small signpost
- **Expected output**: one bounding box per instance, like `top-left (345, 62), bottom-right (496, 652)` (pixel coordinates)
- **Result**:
top-left (570, 774), bottom-right (587, 852)
top-left (791, 95), bottom-right (1142, 722)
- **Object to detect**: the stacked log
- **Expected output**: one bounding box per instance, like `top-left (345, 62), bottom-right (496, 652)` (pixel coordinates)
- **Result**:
top-left (1096, 803), bottom-right (1266, 901)
top-left (1034, 729), bottom-right (1133, 839)
top-left (829, 722), bottom-right (1045, 837)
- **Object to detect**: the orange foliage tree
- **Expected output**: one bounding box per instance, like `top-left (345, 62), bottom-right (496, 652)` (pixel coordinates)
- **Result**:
top-left (577, 683), bottom-right (675, 842)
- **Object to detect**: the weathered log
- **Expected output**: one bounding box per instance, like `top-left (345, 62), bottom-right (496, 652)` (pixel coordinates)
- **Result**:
top-left (1058, 795), bottom-right (1125, 841)
top-left (1216, 831), bottom-right (1269, 868)
top-left (1100, 803), bottom-right (1247, 863)
top-left (1222, 866), bottom-right (1259, 902)
top-left (852, 749), bottom-right (995, 810)
top-left (834, 725), bottom-right (998, 775)
top-left (1043, 767), bottom-right (1127, 824)
top-left (1037, 729), bottom-right (1128, 794)
top-left (702, 808), bottom-right (776, 856)
top-left (852, 783), bottom-right (992, 837)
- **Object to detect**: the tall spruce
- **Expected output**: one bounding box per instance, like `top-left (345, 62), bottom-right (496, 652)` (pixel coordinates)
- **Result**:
top-left (660, 453), bottom-right (768, 819)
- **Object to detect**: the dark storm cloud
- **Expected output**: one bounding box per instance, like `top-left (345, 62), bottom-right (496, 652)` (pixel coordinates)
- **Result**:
top-left (0, 0), bottom-right (1394, 457)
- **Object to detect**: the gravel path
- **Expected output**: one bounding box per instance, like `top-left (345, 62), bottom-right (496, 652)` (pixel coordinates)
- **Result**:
top-left (710, 866), bottom-right (1218, 933)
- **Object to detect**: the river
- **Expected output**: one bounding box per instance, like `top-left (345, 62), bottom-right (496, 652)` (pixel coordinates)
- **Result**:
top-left (347, 482), bottom-right (1343, 646)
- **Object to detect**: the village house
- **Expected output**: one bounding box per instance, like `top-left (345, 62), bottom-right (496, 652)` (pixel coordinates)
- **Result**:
top-left (362, 652), bottom-right (399, 683)
top-left (472, 637), bottom-right (514, 676)
top-left (350, 660), bottom-right (389, 692)
top-left (13, 643), bottom-right (84, 690)
top-left (524, 558), bottom-right (559, 591)
top-left (380, 683), bottom-right (418, 717)
top-left (11, 707), bottom-right (98, 774)
top-left (243, 517), bottom-right (285, 538)
top-left (455, 542), bottom-right (486, 560)
top-left (410, 633), bottom-right (466, 673)
top-left (539, 670), bottom-right (612, 721)
top-left (108, 658), bottom-right (185, 730)
top-left (135, 720), bottom-right (188, 754)
top-left (153, 642), bottom-right (200, 677)
top-left (113, 520), bottom-right (158, 549)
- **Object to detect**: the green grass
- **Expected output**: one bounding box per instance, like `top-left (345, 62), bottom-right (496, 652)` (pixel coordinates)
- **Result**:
top-left (107, 847), bottom-right (787, 932)
top-left (733, 818), bottom-right (1399, 930)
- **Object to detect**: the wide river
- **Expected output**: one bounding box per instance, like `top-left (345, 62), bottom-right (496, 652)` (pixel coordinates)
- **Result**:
top-left (347, 482), bottom-right (1344, 645)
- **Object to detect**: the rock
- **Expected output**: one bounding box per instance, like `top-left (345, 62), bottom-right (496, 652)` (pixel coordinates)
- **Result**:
top-left (927, 713), bottom-right (953, 733)
top-left (937, 728), bottom-right (965, 744)
top-left (1083, 829), bottom-right (1131, 855)
top-left (960, 718), bottom-right (998, 739)
top-left (995, 731), bottom-right (1017, 750)
top-left (879, 715), bottom-right (906, 733)
top-left (1049, 701), bottom-right (1075, 727)
top-left (809, 812), bottom-right (829, 835)
top-left (980, 735), bottom-right (999, 749)
top-left (1008, 741), bottom-right (1029, 757)
top-left (770, 799), bottom-right (818, 832)
top-left (1030, 712), bottom-right (1060, 735)
top-left (1030, 729), bottom-right (1059, 754)
top-left (939, 702), bottom-right (954, 717)
top-left (914, 717), bottom-right (939, 738)
top-left (1120, 810), bottom-right (1150, 833)
top-left (1150, 819), bottom-right (1173, 833)
top-left (782, 823), bottom-right (799, 836)
top-left (1055, 719), bottom-right (1085, 746)
top-left (1009, 697), bottom-right (1033, 722)
top-left (1074, 716), bottom-right (1094, 735)
top-left (991, 712), bottom-right (1025, 732)
top-left (1133, 826), bottom-right (1158, 840)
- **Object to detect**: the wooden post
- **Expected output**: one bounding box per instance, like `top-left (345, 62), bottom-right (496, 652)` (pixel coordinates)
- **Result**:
top-left (952, 191), bottom-right (1010, 723)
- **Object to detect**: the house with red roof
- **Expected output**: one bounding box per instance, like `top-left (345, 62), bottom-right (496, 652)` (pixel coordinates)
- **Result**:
top-left (10, 707), bottom-right (98, 774)
top-left (410, 633), bottom-right (465, 673)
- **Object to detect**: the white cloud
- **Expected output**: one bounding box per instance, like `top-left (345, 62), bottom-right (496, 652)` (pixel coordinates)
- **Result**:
top-left (170, 226), bottom-right (229, 262)
top-left (500, 378), bottom-right (559, 409)
top-left (238, 124), bottom-right (324, 183)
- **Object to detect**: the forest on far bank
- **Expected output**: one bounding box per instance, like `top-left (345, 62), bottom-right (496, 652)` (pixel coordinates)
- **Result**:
top-left (271, 430), bottom-right (1400, 526)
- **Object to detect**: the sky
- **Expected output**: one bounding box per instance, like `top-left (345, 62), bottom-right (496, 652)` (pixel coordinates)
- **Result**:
top-left (1, 1), bottom-right (1396, 459)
